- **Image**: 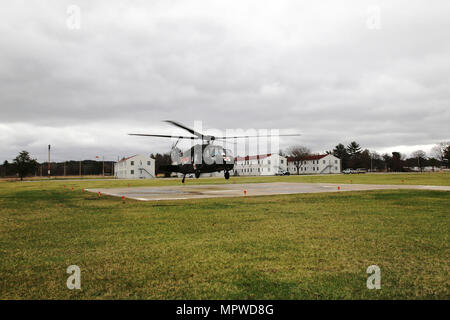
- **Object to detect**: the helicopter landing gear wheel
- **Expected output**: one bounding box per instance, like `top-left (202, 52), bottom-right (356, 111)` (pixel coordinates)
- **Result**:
top-left (224, 171), bottom-right (230, 180)
top-left (195, 171), bottom-right (201, 179)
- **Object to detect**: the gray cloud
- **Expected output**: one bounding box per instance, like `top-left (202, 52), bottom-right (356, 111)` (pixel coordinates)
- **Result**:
top-left (1, 0), bottom-right (449, 162)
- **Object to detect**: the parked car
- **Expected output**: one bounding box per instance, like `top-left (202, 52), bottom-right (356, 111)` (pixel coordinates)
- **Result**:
top-left (355, 168), bottom-right (368, 174)
top-left (342, 169), bottom-right (353, 174)
top-left (275, 170), bottom-right (290, 176)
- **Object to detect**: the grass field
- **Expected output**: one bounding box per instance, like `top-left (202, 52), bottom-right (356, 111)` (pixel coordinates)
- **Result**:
top-left (0, 173), bottom-right (449, 299)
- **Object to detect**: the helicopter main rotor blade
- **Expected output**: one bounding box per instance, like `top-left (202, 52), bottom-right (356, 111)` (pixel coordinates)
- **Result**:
top-left (164, 120), bottom-right (205, 139)
top-left (214, 134), bottom-right (302, 139)
top-left (214, 139), bottom-right (238, 145)
top-left (128, 133), bottom-right (197, 140)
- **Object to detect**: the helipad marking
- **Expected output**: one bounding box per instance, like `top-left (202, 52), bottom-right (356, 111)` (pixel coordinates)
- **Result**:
top-left (85, 183), bottom-right (450, 202)
top-left (132, 197), bottom-right (189, 201)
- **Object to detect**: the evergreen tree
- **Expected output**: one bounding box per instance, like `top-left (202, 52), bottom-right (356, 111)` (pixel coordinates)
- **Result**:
top-left (346, 141), bottom-right (362, 156)
top-left (333, 143), bottom-right (349, 169)
top-left (13, 151), bottom-right (38, 180)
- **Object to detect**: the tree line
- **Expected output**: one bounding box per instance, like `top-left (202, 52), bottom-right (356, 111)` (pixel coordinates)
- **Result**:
top-left (283, 141), bottom-right (450, 173)
top-left (150, 153), bottom-right (172, 176)
top-left (0, 151), bottom-right (115, 180)
top-left (2, 142), bottom-right (449, 179)
top-left (1, 150), bottom-right (170, 180)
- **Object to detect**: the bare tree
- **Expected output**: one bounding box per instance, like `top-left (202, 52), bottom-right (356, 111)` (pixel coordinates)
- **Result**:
top-left (412, 150), bottom-right (427, 171)
top-left (431, 142), bottom-right (450, 163)
top-left (286, 145), bottom-right (311, 174)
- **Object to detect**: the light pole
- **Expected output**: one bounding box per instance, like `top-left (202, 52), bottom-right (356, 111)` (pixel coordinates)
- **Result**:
top-left (48, 144), bottom-right (51, 178)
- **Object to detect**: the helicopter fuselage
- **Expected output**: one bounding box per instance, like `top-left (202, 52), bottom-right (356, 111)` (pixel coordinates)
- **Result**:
top-left (161, 143), bottom-right (234, 177)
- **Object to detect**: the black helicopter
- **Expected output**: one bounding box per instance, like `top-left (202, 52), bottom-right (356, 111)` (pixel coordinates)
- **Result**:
top-left (130, 120), bottom-right (300, 183)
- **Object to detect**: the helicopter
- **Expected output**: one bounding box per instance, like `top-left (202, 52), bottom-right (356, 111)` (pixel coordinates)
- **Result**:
top-left (129, 120), bottom-right (300, 183)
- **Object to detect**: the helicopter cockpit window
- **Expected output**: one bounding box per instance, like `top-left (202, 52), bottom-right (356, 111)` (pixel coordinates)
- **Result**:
top-left (208, 146), bottom-right (221, 158)
top-left (204, 145), bottom-right (223, 164)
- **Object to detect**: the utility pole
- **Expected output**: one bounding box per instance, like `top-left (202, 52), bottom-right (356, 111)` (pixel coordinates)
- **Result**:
top-left (48, 144), bottom-right (51, 178)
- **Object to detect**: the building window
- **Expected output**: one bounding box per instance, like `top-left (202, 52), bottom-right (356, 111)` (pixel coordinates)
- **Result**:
top-left (268, 160), bottom-right (271, 164)
top-left (323, 160), bottom-right (326, 164)
top-left (281, 160), bottom-right (284, 164)
top-left (335, 166), bottom-right (338, 170)
top-left (131, 170), bottom-right (134, 175)
top-left (131, 161), bottom-right (134, 166)
top-left (147, 161), bottom-right (150, 166)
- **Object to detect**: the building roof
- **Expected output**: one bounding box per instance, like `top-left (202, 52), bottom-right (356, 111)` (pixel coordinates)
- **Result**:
top-left (286, 154), bottom-right (328, 162)
top-left (118, 155), bottom-right (137, 163)
top-left (234, 153), bottom-right (335, 162)
top-left (234, 153), bottom-right (273, 162)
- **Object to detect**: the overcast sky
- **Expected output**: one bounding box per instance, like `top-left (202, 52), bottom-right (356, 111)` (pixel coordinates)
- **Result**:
top-left (1, 0), bottom-right (449, 162)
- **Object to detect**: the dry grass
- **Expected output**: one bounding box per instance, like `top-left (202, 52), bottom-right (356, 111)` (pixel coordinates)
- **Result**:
top-left (0, 174), bottom-right (449, 299)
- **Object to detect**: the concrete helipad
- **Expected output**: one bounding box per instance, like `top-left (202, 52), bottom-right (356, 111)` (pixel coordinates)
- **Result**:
top-left (87, 182), bottom-right (450, 201)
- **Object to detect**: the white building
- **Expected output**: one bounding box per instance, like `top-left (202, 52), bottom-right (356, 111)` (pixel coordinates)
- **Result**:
top-left (114, 154), bottom-right (155, 179)
top-left (232, 153), bottom-right (341, 176)
top-left (233, 153), bottom-right (287, 176)
top-left (287, 154), bottom-right (341, 174)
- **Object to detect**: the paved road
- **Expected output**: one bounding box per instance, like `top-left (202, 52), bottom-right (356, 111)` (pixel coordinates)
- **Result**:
top-left (87, 182), bottom-right (450, 201)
